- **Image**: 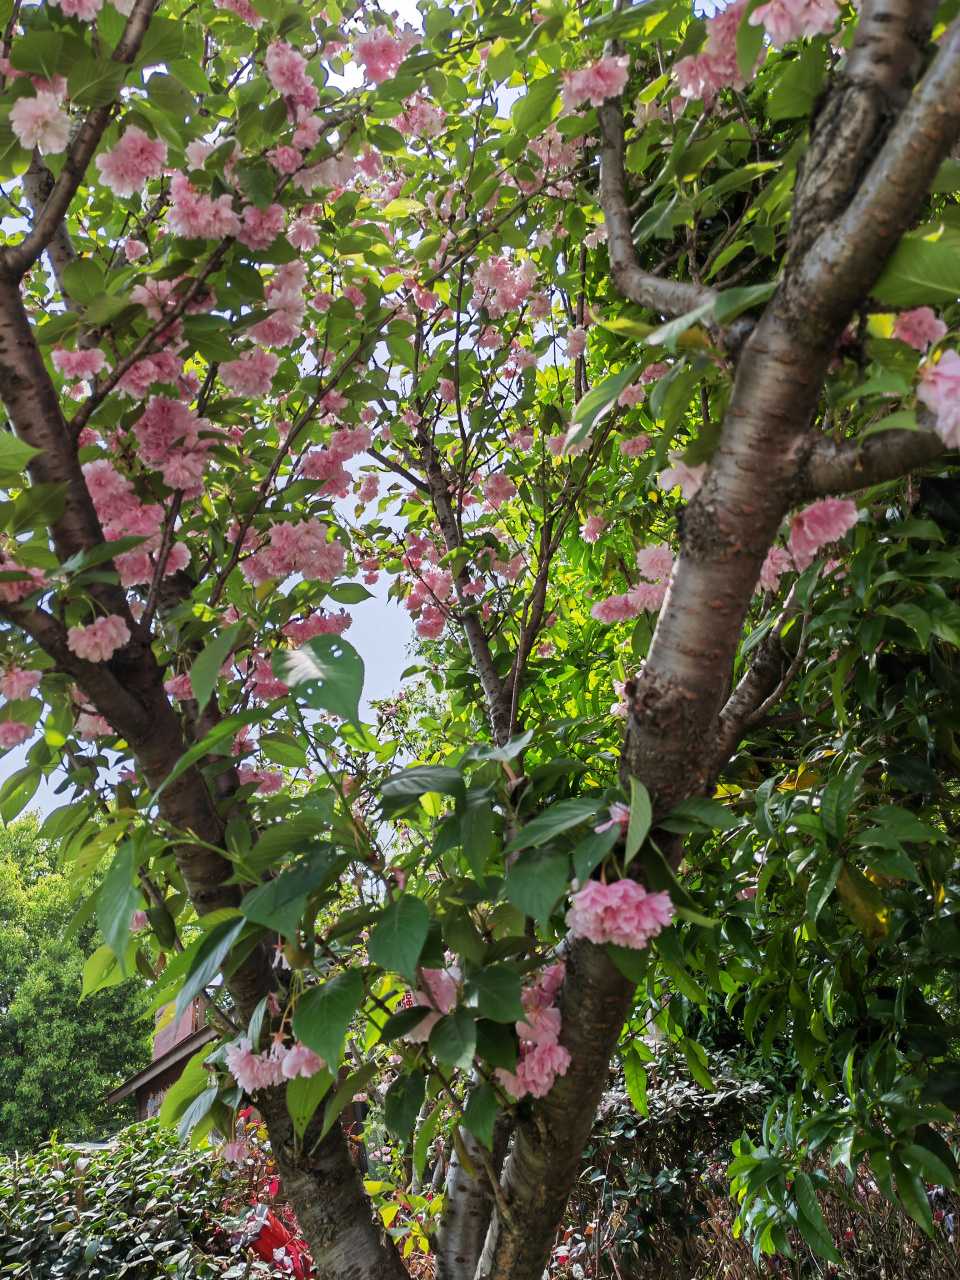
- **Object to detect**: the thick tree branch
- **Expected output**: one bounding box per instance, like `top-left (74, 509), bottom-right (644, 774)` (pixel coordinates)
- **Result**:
top-left (799, 421), bottom-right (945, 498)
top-left (22, 153), bottom-right (81, 312)
top-left (476, 940), bottom-right (634, 1280)
top-left (788, 0), bottom-right (938, 261)
top-left (597, 94), bottom-right (717, 321)
top-left (1, 0), bottom-right (160, 280)
top-left (435, 1112), bottom-right (512, 1280)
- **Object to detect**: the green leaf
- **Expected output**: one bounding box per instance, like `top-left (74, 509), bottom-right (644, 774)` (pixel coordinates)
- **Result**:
top-left (175, 917), bottom-right (246, 1024)
top-left (190, 623), bottom-right (243, 714)
top-left (241, 850), bottom-right (341, 940)
top-left (378, 1005), bottom-right (432, 1042)
top-left (665, 796), bottom-right (739, 831)
top-left (319, 1061), bottom-right (377, 1139)
top-left (97, 842), bottom-right (141, 973)
top-left (681, 1036), bottom-right (714, 1086)
top-left (900, 1140), bottom-right (958, 1190)
top-left (273, 634), bottom-right (365, 726)
top-left (0, 433), bottom-right (40, 480)
top-left (573, 825), bottom-right (617, 884)
top-left (136, 16), bottom-right (185, 68)
top-left (9, 30), bottom-right (63, 80)
top-left (62, 259), bottom-right (105, 306)
top-left (502, 798), bottom-right (598, 853)
top-left (793, 1172), bottom-right (841, 1262)
top-left (625, 777), bottom-right (652, 866)
top-left (891, 1152), bottom-right (935, 1236)
top-left (287, 1068), bottom-right (334, 1138)
top-left (81, 940), bottom-right (128, 998)
top-left (145, 71), bottom-right (193, 117)
top-left (504, 847), bottom-right (569, 926)
top-left (566, 362), bottom-right (642, 447)
top-left (460, 790), bottom-right (493, 880)
top-left (767, 49), bottom-right (824, 121)
top-left (413, 1104), bottom-right (441, 1181)
top-left (873, 236), bottom-right (960, 308)
top-left (463, 1082), bottom-right (498, 1150)
top-left (512, 73), bottom-right (559, 137)
top-left (606, 942), bottom-right (649, 984)
top-left (923, 912), bottom-right (960, 958)
top-left (292, 968), bottom-right (364, 1067)
top-left (736, 0), bottom-right (765, 82)
top-left (383, 1070), bottom-right (425, 1140)
top-left (713, 282), bottom-right (776, 326)
top-left (645, 304), bottom-right (714, 353)
top-left (177, 1083), bottom-right (217, 1145)
top-left (623, 1048), bottom-right (648, 1117)
top-left (368, 895), bottom-right (430, 979)
top-left (68, 56), bottom-right (128, 107)
top-left (5, 483), bottom-right (67, 535)
top-left (382, 763), bottom-right (466, 810)
top-left (236, 158), bottom-right (276, 212)
top-left (464, 966), bottom-right (524, 1023)
top-left (429, 1009), bottom-right (477, 1069)
top-left (326, 582), bottom-right (374, 603)
top-left (475, 1017), bottom-right (517, 1072)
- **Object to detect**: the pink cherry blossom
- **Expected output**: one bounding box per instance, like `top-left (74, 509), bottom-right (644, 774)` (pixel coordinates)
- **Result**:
top-left (59, 0), bottom-right (101, 19)
top-left (617, 384), bottom-right (645, 408)
top-left (288, 218), bottom-right (319, 250)
top-left (76, 712), bottom-right (112, 741)
top-left (581, 515), bottom-right (607, 543)
top-left (675, 0), bottom-right (759, 101)
top-left (567, 879), bottom-right (675, 949)
top-left (219, 347), bottom-right (280, 396)
top-left (284, 612), bottom-right (352, 645)
top-left (636, 544), bottom-right (675, 583)
top-left (221, 1141), bottom-right (251, 1163)
top-left (237, 766), bottom-right (284, 795)
top-left (438, 378), bottom-right (457, 402)
top-left (164, 673), bottom-right (194, 701)
top-left (240, 518), bottom-right (345, 584)
top-left (67, 614), bottom-right (130, 663)
top-left (353, 26), bottom-right (420, 83)
top-left (472, 255), bottom-right (537, 317)
top-left (658, 453), bottom-right (706, 500)
top-left (893, 306), bottom-right (948, 352)
top-left (497, 1042), bottom-right (572, 1099)
top-left (124, 238), bottom-right (147, 261)
top-left (0, 667), bottom-right (40, 701)
top-left (483, 472), bottom-right (517, 510)
top-left (517, 1005), bottom-right (562, 1048)
top-left (919, 348), bottom-right (960, 447)
top-left (758, 544), bottom-right (794, 592)
top-left (566, 327), bottom-right (587, 359)
top-left (280, 1041), bottom-right (326, 1079)
top-left (10, 91), bottom-right (70, 154)
top-left (0, 558), bottom-right (46, 603)
top-left (95, 127), bottom-right (168, 198)
top-left (0, 721), bottom-right (32, 749)
top-left (406, 967), bottom-right (458, 1042)
top-left (238, 203), bottom-right (285, 250)
top-left (265, 40), bottom-right (312, 95)
top-left (51, 346), bottom-right (106, 381)
top-left (214, 0), bottom-right (264, 26)
top-left (619, 434), bottom-right (651, 459)
top-left (416, 606), bottom-right (446, 640)
top-left (167, 171), bottom-right (241, 240)
top-left (595, 801), bottom-right (631, 835)
top-left (749, 0), bottom-right (839, 49)
top-left (590, 592), bottom-right (641, 624)
top-left (788, 498), bottom-right (858, 571)
top-left (130, 909), bottom-right (149, 931)
top-left (225, 1036), bottom-right (291, 1091)
top-left (640, 362), bottom-right (670, 385)
top-left (562, 57), bottom-right (630, 111)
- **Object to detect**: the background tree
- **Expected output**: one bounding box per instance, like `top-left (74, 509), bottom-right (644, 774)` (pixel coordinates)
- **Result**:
top-left (2, 0), bottom-right (960, 1278)
top-left (0, 815), bottom-right (151, 1149)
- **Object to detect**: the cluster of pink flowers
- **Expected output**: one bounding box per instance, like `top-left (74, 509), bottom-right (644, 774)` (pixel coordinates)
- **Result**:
top-left (619, 434), bottom-right (651, 460)
top-left (95, 127), bottom-right (168, 198)
top-left (591, 543), bottom-right (675, 624)
top-left (116, 352), bottom-right (188, 400)
top-left (0, 721), bottom-right (32, 750)
top-left (238, 202), bottom-right (285, 251)
top-left (788, 497), bottom-right (858, 571)
top-left (658, 452), bottom-right (706, 500)
top-left (406, 967), bottom-right (459, 1043)
top-left (66, 614), bottom-right (130, 663)
top-left (82, 458), bottom-right (190, 587)
top-left (131, 395), bottom-right (213, 492)
top-left (566, 327), bottom-right (587, 360)
top-left (10, 91), bottom-right (70, 153)
top-left (758, 544), bottom-right (794, 593)
top-left (0, 668), bottom-right (40, 701)
top-left (250, 260), bottom-right (308, 349)
top-left (893, 306), bottom-right (946, 351)
top-left (283, 611), bottom-right (352, 645)
top-left (240, 518), bottom-right (346, 585)
top-left (496, 963), bottom-right (570, 1099)
top-left (581, 514), bottom-right (608, 543)
top-left (220, 347), bottom-right (280, 397)
top-left (0, 555), bottom-right (46, 604)
top-left (237, 765), bottom-right (284, 795)
top-left (265, 41), bottom-right (319, 118)
top-left (353, 25), bottom-right (420, 83)
top-left (215, 0), bottom-right (263, 26)
top-left (919, 348), bottom-right (960, 447)
top-left (675, 0), bottom-right (757, 101)
top-left (226, 1035), bottom-right (325, 1093)
top-left (749, 0), bottom-right (840, 49)
top-left (561, 58), bottom-right (630, 111)
top-left (483, 472), bottom-right (517, 510)
top-left (167, 171), bottom-right (241, 240)
top-left (566, 879), bottom-right (674, 949)
top-left (617, 384), bottom-right (645, 409)
top-left (51, 346), bottom-right (106, 382)
top-left (300, 425), bottom-right (372, 497)
top-left (472, 255), bottom-right (537, 318)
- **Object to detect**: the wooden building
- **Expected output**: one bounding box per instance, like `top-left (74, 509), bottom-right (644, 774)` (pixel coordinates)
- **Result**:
top-left (107, 999), bottom-right (215, 1122)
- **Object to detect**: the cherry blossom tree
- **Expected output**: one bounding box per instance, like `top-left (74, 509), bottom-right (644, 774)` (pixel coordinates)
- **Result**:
top-left (4, 0), bottom-right (960, 1275)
